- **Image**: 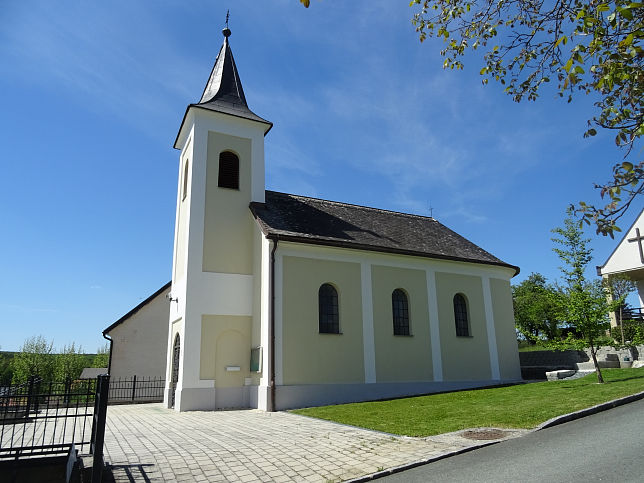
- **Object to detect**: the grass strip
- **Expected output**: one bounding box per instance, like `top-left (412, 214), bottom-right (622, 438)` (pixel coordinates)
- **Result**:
top-left (291, 368), bottom-right (644, 437)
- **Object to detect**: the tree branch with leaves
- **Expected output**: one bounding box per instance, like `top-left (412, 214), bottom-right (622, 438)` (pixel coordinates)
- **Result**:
top-left (409, 0), bottom-right (643, 236)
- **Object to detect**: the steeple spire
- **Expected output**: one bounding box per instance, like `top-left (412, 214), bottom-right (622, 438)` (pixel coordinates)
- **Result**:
top-left (195, 22), bottom-right (271, 127)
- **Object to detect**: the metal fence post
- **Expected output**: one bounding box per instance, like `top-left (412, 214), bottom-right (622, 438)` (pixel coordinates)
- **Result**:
top-left (25, 375), bottom-right (35, 416)
top-left (131, 375), bottom-right (137, 402)
top-left (64, 377), bottom-right (72, 406)
top-left (91, 374), bottom-right (110, 483)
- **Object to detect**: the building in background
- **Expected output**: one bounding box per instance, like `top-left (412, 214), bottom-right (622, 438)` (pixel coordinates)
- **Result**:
top-left (103, 282), bottom-right (170, 379)
top-left (597, 208), bottom-right (644, 325)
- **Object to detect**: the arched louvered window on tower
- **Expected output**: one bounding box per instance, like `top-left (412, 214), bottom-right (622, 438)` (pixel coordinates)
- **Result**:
top-left (453, 293), bottom-right (470, 337)
top-left (218, 151), bottom-right (239, 189)
top-left (392, 289), bottom-right (410, 335)
top-left (318, 283), bottom-right (339, 334)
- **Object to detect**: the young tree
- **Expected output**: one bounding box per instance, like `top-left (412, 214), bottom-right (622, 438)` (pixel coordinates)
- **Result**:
top-left (55, 343), bottom-right (86, 382)
top-left (11, 335), bottom-right (55, 383)
top-left (513, 273), bottom-right (564, 341)
top-left (92, 343), bottom-right (110, 369)
top-left (552, 211), bottom-right (611, 383)
top-left (407, 0), bottom-right (643, 237)
top-left (603, 273), bottom-right (637, 344)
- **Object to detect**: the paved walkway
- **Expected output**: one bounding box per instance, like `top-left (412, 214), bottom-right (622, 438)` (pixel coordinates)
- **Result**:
top-left (102, 403), bottom-right (527, 482)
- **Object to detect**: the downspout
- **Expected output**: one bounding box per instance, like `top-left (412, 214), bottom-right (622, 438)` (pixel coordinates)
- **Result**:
top-left (269, 235), bottom-right (279, 412)
top-left (102, 332), bottom-right (113, 375)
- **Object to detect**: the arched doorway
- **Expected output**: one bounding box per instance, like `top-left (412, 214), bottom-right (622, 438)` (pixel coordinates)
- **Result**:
top-left (171, 334), bottom-right (181, 408)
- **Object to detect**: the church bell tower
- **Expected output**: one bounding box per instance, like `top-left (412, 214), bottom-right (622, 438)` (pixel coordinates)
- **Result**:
top-left (164, 24), bottom-right (272, 411)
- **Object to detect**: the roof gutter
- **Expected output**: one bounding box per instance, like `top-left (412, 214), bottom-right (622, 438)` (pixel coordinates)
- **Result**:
top-left (102, 331), bottom-right (113, 375)
top-left (269, 235), bottom-right (279, 412)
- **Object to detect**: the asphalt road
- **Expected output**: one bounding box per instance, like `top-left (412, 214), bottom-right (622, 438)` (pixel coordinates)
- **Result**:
top-left (381, 397), bottom-right (644, 483)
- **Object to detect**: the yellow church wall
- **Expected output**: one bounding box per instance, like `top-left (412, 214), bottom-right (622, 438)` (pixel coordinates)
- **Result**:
top-left (435, 272), bottom-right (492, 380)
top-left (490, 278), bottom-right (522, 380)
top-left (371, 265), bottom-right (433, 382)
top-left (281, 255), bottom-right (364, 385)
top-left (202, 131), bottom-right (253, 275)
top-left (200, 315), bottom-right (251, 388)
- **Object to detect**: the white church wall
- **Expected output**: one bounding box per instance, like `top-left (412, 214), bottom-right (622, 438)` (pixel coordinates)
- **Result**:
top-left (108, 286), bottom-right (170, 380)
top-left (274, 380), bottom-right (506, 411)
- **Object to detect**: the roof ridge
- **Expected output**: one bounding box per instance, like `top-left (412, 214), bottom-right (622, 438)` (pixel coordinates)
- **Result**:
top-left (265, 190), bottom-right (437, 222)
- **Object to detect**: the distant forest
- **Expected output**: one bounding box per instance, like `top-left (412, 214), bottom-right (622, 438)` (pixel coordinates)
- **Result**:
top-left (0, 350), bottom-right (103, 385)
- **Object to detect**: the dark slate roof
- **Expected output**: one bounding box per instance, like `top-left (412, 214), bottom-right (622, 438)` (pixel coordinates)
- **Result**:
top-left (250, 191), bottom-right (519, 274)
top-left (195, 28), bottom-right (271, 126)
top-left (80, 368), bottom-right (108, 379)
top-left (174, 28), bottom-right (271, 149)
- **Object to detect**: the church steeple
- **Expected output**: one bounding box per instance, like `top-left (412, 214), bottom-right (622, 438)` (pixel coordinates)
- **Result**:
top-left (194, 26), bottom-right (271, 127)
top-left (173, 24), bottom-right (272, 149)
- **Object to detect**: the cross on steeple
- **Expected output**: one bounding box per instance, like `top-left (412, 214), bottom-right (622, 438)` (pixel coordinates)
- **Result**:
top-left (628, 227), bottom-right (644, 264)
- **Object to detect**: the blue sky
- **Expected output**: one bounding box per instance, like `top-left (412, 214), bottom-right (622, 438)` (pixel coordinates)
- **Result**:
top-left (0, 1), bottom-right (637, 352)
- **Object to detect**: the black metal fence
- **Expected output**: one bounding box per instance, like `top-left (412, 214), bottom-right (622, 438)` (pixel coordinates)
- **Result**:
top-left (108, 376), bottom-right (165, 404)
top-left (623, 307), bottom-right (644, 323)
top-left (0, 375), bottom-right (110, 482)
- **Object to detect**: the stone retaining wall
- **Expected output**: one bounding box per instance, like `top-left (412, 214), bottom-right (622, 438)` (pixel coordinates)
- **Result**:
top-left (519, 345), bottom-right (644, 367)
top-left (519, 350), bottom-right (587, 368)
top-left (519, 345), bottom-right (644, 379)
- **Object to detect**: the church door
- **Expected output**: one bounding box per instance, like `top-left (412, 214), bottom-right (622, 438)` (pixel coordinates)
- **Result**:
top-left (171, 334), bottom-right (181, 408)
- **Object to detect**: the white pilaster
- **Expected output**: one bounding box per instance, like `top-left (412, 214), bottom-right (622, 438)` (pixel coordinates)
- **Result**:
top-left (482, 276), bottom-right (500, 380)
top-left (426, 269), bottom-right (443, 382)
top-left (361, 261), bottom-right (376, 383)
top-left (275, 252), bottom-right (284, 386)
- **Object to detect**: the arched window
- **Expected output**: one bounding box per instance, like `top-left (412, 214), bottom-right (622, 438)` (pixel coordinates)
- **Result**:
top-left (392, 289), bottom-right (410, 335)
top-left (318, 283), bottom-right (339, 334)
top-left (218, 151), bottom-right (239, 189)
top-left (182, 159), bottom-right (189, 201)
top-left (171, 334), bottom-right (181, 408)
top-left (453, 293), bottom-right (470, 337)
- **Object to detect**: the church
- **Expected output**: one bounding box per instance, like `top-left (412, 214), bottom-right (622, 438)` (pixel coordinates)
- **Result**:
top-left (162, 26), bottom-right (522, 412)
top-left (597, 208), bottom-right (644, 320)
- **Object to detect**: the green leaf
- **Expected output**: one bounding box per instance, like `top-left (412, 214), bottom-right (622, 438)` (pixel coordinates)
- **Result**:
top-left (620, 34), bottom-right (634, 47)
top-left (554, 36), bottom-right (567, 48)
top-left (622, 162), bottom-right (634, 171)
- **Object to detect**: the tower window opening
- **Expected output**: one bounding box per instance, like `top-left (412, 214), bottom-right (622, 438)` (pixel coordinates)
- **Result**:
top-left (218, 151), bottom-right (239, 189)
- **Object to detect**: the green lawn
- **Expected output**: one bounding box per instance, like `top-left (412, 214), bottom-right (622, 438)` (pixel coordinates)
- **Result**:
top-left (291, 368), bottom-right (644, 437)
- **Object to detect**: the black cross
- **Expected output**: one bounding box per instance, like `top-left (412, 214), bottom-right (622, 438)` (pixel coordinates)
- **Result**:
top-left (628, 227), bottom-right (644, 264)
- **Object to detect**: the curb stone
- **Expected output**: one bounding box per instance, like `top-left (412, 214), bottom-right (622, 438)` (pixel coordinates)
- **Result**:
top-left (347, 389), bottom-right (644, 482)
top-left (535, 389), bottom-right (644, 430)
top-left (345, 440), bottom-right (499, 483)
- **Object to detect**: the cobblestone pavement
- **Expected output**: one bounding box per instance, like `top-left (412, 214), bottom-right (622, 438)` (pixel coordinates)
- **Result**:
top-left (102, 403), bottom-right (527, 482)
